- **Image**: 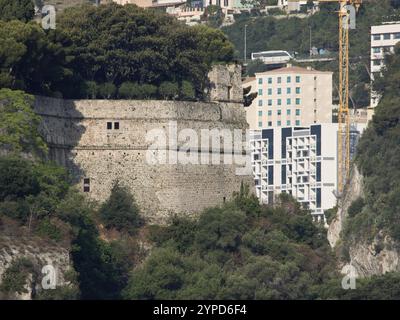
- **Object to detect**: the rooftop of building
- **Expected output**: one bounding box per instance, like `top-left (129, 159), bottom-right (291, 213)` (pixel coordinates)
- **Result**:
top-left (255, 65), bottom-right (332, 76)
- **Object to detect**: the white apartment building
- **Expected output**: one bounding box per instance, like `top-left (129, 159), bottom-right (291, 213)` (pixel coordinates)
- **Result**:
top-left (250, 123), bottom-right (366, 220)
top-left (370, 22), bottom-right (400, 107)
top-left (244, 65), bottom-right (333, 130)
top-left (278, 0), bottom-right (318, 11)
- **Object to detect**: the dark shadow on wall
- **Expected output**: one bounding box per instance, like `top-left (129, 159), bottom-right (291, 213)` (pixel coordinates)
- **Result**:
top-left (34, 97), bottom-right (86, 184)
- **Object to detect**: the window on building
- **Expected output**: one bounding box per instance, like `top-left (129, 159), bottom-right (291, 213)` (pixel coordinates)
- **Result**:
top-left (258, 78), bottom-right (263, 85)
top-left (287, 98), bottom-right (291, 105)
top-left (268, 99), bottom-right (272, 106)
top-left (296, 76), bottom-right (301, 83)
top-left (277, 121), bottom-right (281, 126)
top-left (258, 121), bottom-right (263, 128)
top-left (277, 88), bottom-right (282, 95)
top-left (107, 122), bottom-right (112, 130)
top-left (295, 120), bottom-right (300, 126)
top-left (394, 33), bottom-right (400, 39)
top-left (83, 178), bottom-right (90, 193)
top-left (268, 121), bottom-right (272, 126)
top-left (287, 109), bottom-right (291, 115)
top-left (268, 77), bottom-right (272, 84)
top-left (373, 60), bottom-right (381, 66)
top-left (277, 77), bottom-right (282, 83)
top-left (258, 111), bottom-right (262, 116)
top-left (296, 98), bottom-right (301, 105)
top-left (372, 47), bottom-right (381, 53)
top-left (287, 87), bottom-right (291, 94)
top-left (258, 89), bottom-right (263, 96)
top-left (383, 33), bottom-right (391, 40)
top-left (296, 87), bottom-right (301, 94)
top-left (258, 100), bottom-right (263, 107)
top-left (296, 109), bottom-right (301, 116)
top-left (277, 99), bottom-right (282, 105)
top-left (114, 122), bottom-right (120, 130)
top-left (268, 88), bottom-right (272, 95)
top-left (277, 109), bottom-right (281, 115)
top-left (373, 34), bottom-right (381, 40)
top-left (287, 76), bottom-right (291, 83)
top-left (268, 110), bottom-right (272, 116)
top-left (287, 120), bottom-right (291, 126)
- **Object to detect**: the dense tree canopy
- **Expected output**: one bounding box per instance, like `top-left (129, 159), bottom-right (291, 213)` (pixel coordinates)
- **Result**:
top-left (343, 44), bottom-right (400, 243)
top-left (0, 0), bottom-right (34, 22)
top-left (0, 3), bottom-right (235, 100)
top-left (0, 89), bottom-right (47, 156)
top-left (123, 192), bottom-right (338, 300)
top-left (55, 3), bottom-right (234, 99)
top-left (0, 21), bottom-right (71, 96)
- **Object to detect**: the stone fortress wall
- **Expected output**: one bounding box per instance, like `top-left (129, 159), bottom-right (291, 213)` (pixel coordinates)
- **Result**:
top-left (33, 64), bottom-right (255, 222)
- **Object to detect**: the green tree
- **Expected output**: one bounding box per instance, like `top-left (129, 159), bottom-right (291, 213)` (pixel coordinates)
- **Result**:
top-left (99, 183), bottom-right (143, 233)
top-left (0, 89), bottom-right (47, 157)
top-left (0, 20), bottom-right (70, 96)
top-left (180, 81), bottom-right (195, 100)
top-left (0, 0), bottom-right (34, 22)
top-left (97, 82), bottom-right (116, 99)
top-left (57, 3), bottom-right (234, 99)
top-left (159, 81), bottom-right (179, 100)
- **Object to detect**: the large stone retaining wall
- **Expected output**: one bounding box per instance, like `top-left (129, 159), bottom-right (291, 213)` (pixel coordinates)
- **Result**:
top-left (33, 97), bottom-right (254, 222)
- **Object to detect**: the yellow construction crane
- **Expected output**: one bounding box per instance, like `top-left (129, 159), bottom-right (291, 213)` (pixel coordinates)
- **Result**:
top-left (318, 0), bottom-right (362, 194)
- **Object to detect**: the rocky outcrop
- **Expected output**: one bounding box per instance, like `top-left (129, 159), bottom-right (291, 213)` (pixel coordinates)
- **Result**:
top-left (327, 165), bottom-right (400, 277)
top-left (348, 233), bottom-right (400, 277)
top-left (327, 166), bottom-right (364, 248)
top-left (0, 235), bottom-right (74, 299)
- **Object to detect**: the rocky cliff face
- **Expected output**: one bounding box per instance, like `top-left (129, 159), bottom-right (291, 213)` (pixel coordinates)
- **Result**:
top-left (327, 166), bottom-right (364, 248)
top-left (0, 235), bottom-right (74, 299)
top-left (327, 166), bottom-right (400, 277)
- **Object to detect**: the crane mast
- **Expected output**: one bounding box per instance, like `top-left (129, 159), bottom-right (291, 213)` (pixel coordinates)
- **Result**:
top-left (318, 0), bottom-right (362, 194)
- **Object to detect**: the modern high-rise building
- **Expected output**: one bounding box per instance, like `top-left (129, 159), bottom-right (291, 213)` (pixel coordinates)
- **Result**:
top-left (370, 22), bottom-right (400, 108)
top-left (250, 123), bottom-right (366, 221)
top-left (244, 65), bottom-right (333, 130)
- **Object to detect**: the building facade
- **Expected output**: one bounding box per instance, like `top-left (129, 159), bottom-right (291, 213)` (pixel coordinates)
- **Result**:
top-left (370, 22), bottom-right (400, 108)
top-left (250, 123), bottom-right (366, 221)
top-left (244, 65), bottom-right (333, 130)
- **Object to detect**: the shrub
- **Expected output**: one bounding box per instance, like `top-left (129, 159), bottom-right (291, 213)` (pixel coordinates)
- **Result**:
top-left (159, 81), bottom-right (179, 100)
top-left (0, 258), bottom-right (35, 296)
top-left (99, 183), bottom-right (143, 233)
top-left (118, 82), bottom-right (135, 99)
top-left (347, 197), bottom-right (365, 217)
top-left (180, 81), bottom-right (196, 100)
top-left (97, 82), bottom-right (116, 99)
top-left (84, 81), bottom-right (98, 99)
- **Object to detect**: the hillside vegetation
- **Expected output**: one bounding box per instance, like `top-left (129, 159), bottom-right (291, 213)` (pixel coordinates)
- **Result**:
top-left (0, 2), bottom-right (234, 100)
top-left (341, 43), bottom-right (400, 244)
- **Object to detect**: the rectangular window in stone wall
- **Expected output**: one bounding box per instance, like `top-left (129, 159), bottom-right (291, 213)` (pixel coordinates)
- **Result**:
top-left (83, 178), bottom-right (90, 192)
top-left (107, 122), bottom-right (112, 130)
top-left (114, 122), bottom-right (120, 130)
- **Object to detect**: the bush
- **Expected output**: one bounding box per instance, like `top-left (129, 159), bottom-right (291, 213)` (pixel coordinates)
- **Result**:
top-left (180, 81), bottom-right (196, 100)
top-left (97, 82), bottom-right (116, 99)
top-left (99, 183), bottom-right (143, 233)
top-left (0, 258), bottom-right (35, 296)
top-left (0, 157), bottom-right (39, 201)
top-left (118, 82), bottom-right (135, 99)
top-left (119, 82), bottom-right (157, 99)
top-left (348, 197), bottom-right (365, 217)
top-left (84, 81), bottom-right (98, 99)
top-left (159, 81), bottom-right (179, 100)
